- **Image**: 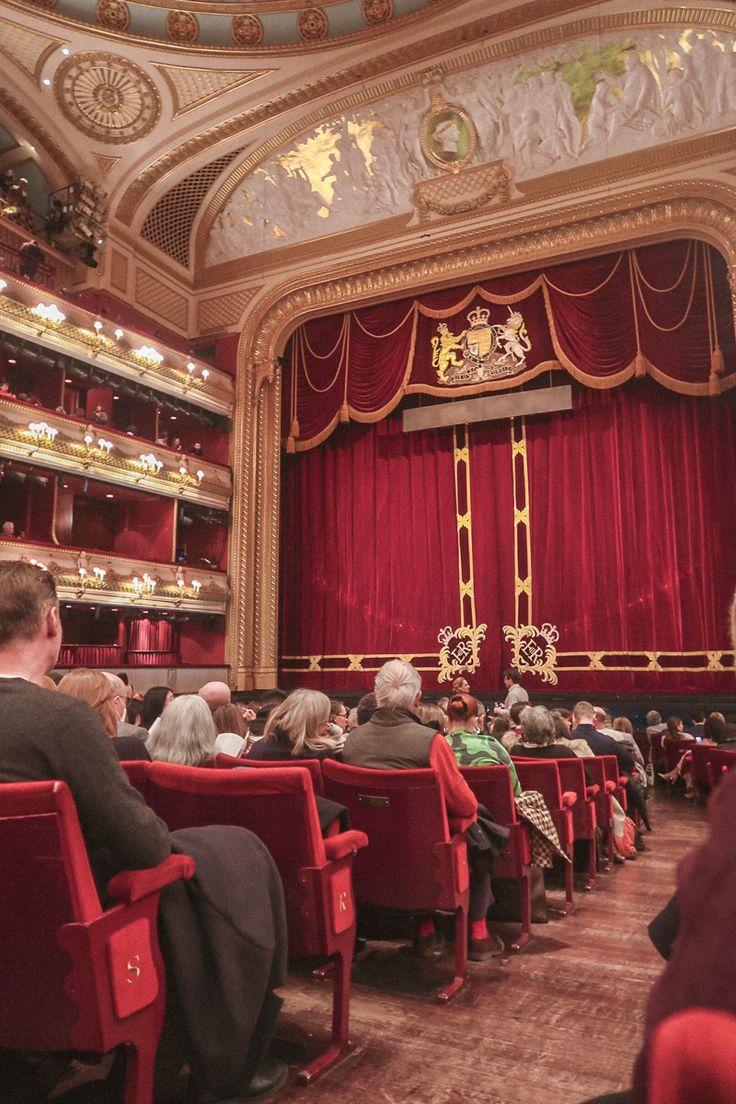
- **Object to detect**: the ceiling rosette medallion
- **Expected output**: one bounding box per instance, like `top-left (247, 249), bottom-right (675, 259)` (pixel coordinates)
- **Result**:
top-left (54, 53), bottom-right (161, 144)
top-left (96, 0), bottom-right (130, 32)
top-left (167, 10), bottom-right (198, 43)
top-left (362, 0), bottom-right (392, 26)
top-left (297, 7), bottom-right (328, 42)
top-left (231, 14), bottom-right (263, 47)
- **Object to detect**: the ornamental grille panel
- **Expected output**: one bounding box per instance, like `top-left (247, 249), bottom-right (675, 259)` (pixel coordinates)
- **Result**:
top-left (140, 149), bottom-right (243, 268)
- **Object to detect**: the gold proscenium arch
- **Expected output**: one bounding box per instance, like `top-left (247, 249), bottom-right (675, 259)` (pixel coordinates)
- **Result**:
top-left (226, 186), bottom-right (736, 688)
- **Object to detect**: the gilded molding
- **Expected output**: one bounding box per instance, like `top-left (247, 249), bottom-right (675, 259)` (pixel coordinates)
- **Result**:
top-left (0, 17), bottom-right (65, 85)
top-left (0, 86), bottom-right (77, 183)
top-left (155, 63), bottom-right (266, 119)
top-left (196, 287), bottom-right (262, 335)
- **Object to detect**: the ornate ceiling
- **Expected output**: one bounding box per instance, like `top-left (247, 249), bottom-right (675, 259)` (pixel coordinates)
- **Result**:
top-left (0, 0), bottom-right (734, 341)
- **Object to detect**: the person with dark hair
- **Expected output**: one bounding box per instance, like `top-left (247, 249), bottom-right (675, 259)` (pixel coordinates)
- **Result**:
top-left (494, 667), bottom-right (529, 717)
top-left (356, 691), bottom-right (377, 726)
top-left (140, 684), bottom-right (173, 732)
top-left (0, 562), bottom-right (289, 1103)
top-left (18, 238), bottom-right (44, 280)
top-left (444, 693), bottom-right (520, 793)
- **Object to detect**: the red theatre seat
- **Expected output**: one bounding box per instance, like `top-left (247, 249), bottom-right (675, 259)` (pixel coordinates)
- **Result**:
top-left (215, 752), bottom-right (326, 795)
top-left (0, 780), bottom-right (193, 1104)
top-left (511, 759), bottom-right (577, 914)
top-left (705, 747), bottom-right (736, 789)
top-left (321, 759), bottom-right (470, 1003)
top-left (126, 761), bottom-right (367, 1083)
top-left (581, 756), bottom-right (616, 871)
top-left (662, 737), bottom-right (696, 775)
top-left (553, 757), bottom-right (599, 890)
top-left (460, 764), bottom-right (533, 951)
top-left (600, 754), bottom-right (628, 813)
top-left (649, 1009), bottom-right (736, 1104)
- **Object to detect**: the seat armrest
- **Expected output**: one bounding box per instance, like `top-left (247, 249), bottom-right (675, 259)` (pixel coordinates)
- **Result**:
top-left (324, 830), bottom-right (369, 862)
top-left (561, 791), bottom-right (577, 808)
top-left (585, 785), bottom-right (600, 799)
top-left (107, 854), bottom-right (195, 904)
top-left (618, 776), bottom-right (628, 787)
top-left (604, 781), bottom-right (617, 794)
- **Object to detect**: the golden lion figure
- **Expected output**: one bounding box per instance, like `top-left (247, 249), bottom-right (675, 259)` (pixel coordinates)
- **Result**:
top-left (431, 323), bottom-right (466, 382)
top-left (493, 311), bottom-right (531, 365)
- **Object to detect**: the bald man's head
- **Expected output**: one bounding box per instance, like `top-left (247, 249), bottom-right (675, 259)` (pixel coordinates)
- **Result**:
top-left (198, 680), bottom-right (231, 711)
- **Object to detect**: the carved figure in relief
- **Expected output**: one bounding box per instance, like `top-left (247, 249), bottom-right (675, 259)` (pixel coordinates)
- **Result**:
top-left (585, 72), bottom-right (619, 147)
top-left (619, 53), bottom-right (662, 130)
top-left (664, 66), bottom-right (702, 132)
top-left (431, 323), bottom-right (466, 383)
top-left (366, 122), bottom-right (405, 212)
top-left (446, 73), bottom-right (501, 160)
top-left (378, 90), bottom-right (426, 183)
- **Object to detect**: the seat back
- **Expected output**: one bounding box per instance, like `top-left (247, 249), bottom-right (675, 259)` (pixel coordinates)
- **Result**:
top-left (555, 757), bottom-right (597, 837)
top-left (689, 743), bottom-right (713, 789)
top-left (583, 756), bottom-right (613, 825)
top-left (321, 759), bottom-right (463, 911)
top-left (142, 762), bottom-right (327, 950)
top-left (0, 781), bottom-right (102, 1049)
top-left (649, 1009), bottom-right (736, 1104)
top-left (707, 747), bottom-right (736, 788)
top-left (600, 754), bottom-right (627, 809)
top-left (460, 764), bottom-right (531, 874)
top-left (229, 754), bottom-right (325, 795)
top-left (662, 737), bottom-right (695, 773)
top-left (512, 758), bottom-right (565, 812)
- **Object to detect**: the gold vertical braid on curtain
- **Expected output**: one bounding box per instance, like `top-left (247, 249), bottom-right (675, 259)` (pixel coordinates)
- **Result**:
top-left (452, 425), bottom-right (467, 628)
top-left (416, 277), bottom-right (545, 320)
top-left (510, 418), bottom-right (533, 630)
top-left (631, 247), bottom-right (698, 334)
top-left (703, 242), bottom-right (726, 389)
top-left (346, 303), bottom-right (420, 426)
top-left (300, 315), bottom-right (348, 393)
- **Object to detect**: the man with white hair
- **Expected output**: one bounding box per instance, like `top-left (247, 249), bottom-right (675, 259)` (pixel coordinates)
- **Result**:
top-left (198, 680), bottom-right (231, 711)
top-left (343, 659), bottom-right (502, 960)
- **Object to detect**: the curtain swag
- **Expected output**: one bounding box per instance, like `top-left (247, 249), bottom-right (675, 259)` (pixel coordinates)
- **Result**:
top-left (283, 240), bottom-right (735, 452)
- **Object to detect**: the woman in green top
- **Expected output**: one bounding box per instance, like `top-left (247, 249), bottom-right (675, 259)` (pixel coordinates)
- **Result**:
top-left (444, 692), bottom-right (521, 796)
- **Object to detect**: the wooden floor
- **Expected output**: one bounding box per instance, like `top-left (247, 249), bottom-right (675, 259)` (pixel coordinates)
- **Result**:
top-left (275, 789), bottom-right (708, 1104)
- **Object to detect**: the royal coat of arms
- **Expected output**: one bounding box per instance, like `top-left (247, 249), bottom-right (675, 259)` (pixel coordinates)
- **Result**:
top-left (431, 306), bottom-right (531, 385)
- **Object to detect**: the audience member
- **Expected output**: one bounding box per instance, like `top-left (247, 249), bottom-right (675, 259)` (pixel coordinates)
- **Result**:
top-left (452, 675), bottom-right (471, 693)
top-left (18, 238), bottom-right (43, 280)
top-left (89, 404), bottom-right (108, 425)
top-left (356, 691), bottom-right (377, 726)
top-left (445, 692), bottom-right (521, 792)
top-left (515, 705), bottom-right (581, 761)
top-left (416, 700), bottom-right (448, 732)
top-left (146, 694), bottom-right (217, 766)
top-left (0, 562), bottom-right (289, 1104)
top-left (57, 667), bottom-right (119, 739)
top-left (573, 700), bottom-right (651, 833)
top-left (551, 711), bottom-right (593, 757)
top-left (213, 701), bottom-right (251, 757)
top-left (198, 679), bottom-right (231, 712)
top-left (0, 521), bottom-right (18, 539)
top-left (329, 698), bottom-right (349, 743)
top-left (494, 667), bottom-right (529, 717)
top-left (101, 670), bottom-right (150, 758)
top-left (140, 684), bottom-right (173, 733)
top-left (343, 659), bottom-right (503, 960)
top-left (500, 700), bottom-right (527, 750)
top-left (247, 688), bottom-right (344, 761)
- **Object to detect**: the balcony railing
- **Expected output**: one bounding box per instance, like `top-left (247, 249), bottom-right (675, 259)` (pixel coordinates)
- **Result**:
top-left (0, 538), bottom-right (229, 614)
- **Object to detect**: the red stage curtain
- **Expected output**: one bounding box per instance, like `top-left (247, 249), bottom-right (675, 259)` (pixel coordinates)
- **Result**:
top-left (127, 618), bottom-right (178, 666)
top-left (280, 381), bottom-right (736, 694)
top-left (284, 241), bottom-right (735, 451)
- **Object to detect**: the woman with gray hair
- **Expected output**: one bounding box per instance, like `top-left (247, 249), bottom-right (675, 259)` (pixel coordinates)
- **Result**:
top-left (145, 693), bottom-right (217, 766)
top-left (247, 687), bottom-right (344, 760)
top-left (515, 705), bottom-right (582, 761)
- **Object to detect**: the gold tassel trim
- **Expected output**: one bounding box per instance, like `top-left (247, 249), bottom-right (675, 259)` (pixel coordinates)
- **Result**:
top-left (711, 345), bottom-right (725, 376)
top-left (708, 372), bottom-right (722, 397)
top-left (339, 401), bottom-right (350, 424)
top-left (634, 351), bottom-right (647, 377)
top-left (289, 417), bottom-right (300, 438)
top-left (286, 435), bottom-right (296, 453)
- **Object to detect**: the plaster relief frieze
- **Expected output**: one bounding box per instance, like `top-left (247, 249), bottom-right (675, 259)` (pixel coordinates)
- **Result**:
top-left (205, 26), bottom-right (736, 267)
top-left (155, 64), bottom-right (268, 119)
top-left (0, 16), bottom-right (66, 86)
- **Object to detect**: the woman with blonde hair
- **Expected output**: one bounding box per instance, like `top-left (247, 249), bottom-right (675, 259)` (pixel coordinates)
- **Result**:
top-left (146, 694), bottom-right (216, 766)
top-left (247, 688), bottom-right (343, 760)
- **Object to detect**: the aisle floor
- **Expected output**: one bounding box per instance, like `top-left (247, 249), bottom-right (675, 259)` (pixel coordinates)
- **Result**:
top-left (275, 789), bottom-right (709, 1104)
